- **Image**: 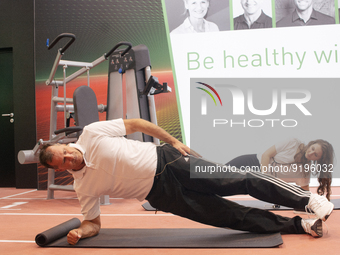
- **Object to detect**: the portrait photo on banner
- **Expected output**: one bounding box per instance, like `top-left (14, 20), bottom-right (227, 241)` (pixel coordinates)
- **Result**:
top-left (232, 0), bottom-right (273, 30)
top-left (164, 0), bottom-right (230, 34)
top-left (275, 0), bottom-right (336, 27)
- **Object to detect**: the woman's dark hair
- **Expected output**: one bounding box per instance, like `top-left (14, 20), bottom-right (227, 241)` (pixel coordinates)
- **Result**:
top-left (295, 139), bottom-right (335, 200)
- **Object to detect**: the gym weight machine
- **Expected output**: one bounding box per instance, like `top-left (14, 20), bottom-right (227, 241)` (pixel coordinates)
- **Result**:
top-left (18, 33), bottom-right (171, 201)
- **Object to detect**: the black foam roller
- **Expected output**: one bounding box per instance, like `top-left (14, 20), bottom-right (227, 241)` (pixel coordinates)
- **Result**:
top-left (35, 218), bottom-right (81, 246)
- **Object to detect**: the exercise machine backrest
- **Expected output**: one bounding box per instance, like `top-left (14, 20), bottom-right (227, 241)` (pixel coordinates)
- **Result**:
top-left (73, 86), bottom-right (99, 137)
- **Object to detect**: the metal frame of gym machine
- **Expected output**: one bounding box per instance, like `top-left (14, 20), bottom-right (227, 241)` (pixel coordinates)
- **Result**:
top-left (18, 33), bottom-right (170, 202)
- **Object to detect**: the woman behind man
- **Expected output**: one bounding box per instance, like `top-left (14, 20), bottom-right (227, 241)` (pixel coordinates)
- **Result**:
top-left (171, 0), bottom-right (219, 34)
top-left (225, 138), bottom-right (334, 200)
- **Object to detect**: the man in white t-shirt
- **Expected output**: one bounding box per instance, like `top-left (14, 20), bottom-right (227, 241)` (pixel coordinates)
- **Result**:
top-left (39, 118), bottom-right (334, 244)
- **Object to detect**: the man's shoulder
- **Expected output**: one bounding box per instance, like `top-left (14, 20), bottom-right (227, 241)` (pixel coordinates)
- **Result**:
top-left (313, 9), bottom-right (335, 24)
top-left (259, 12), bottom-right (272, 22)
top-left (234, 14), bottom-right (245, 23)
top-left (276, 12), bottom-right (294, 27)
top-left (256, 11), bottom-right (272, 27)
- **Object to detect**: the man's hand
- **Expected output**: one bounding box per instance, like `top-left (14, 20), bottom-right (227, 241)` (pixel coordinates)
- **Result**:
top-left (172, 140), bottom-right (201, 158)
top-left (67, 229), bottom-right (82, 245)
top-left (66, 215), bottom-right (101, 245)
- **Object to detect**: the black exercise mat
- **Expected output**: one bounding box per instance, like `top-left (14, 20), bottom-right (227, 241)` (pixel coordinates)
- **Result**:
top-left (142, 198), bottom-right (340, 211)
top-left (44, 228), bottom-right (283, 248)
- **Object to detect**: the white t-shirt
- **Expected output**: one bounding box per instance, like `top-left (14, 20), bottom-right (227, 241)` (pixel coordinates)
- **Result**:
top-left (258, 138), bottom-right (310, 187)
top-left (171, 17), bottom-right (219, 34)
top-left (68, 119), bottom-right (157, 220)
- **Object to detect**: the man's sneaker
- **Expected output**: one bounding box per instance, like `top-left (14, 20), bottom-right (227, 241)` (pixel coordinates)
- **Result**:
top-left (306, 194), bottom-right (334, 221)
top-left (301, 218), bottom-right (323, 237)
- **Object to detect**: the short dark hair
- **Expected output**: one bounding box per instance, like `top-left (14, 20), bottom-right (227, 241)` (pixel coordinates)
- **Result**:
top-left (39, 143), bottom-right (57, 169)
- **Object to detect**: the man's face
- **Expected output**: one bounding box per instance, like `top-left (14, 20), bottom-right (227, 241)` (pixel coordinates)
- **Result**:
top-left (47, 144), bottom-right (84, 171)
top-left (241, 0), bottom-right (263, 15)
top-left (294, 0), bottom-right (314, 11)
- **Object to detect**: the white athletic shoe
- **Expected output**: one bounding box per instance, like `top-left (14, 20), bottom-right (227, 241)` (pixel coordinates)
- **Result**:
top-left (301, 218), bottom-right (323, 237)
top-left (306, 194), bottom-right (334, 221)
